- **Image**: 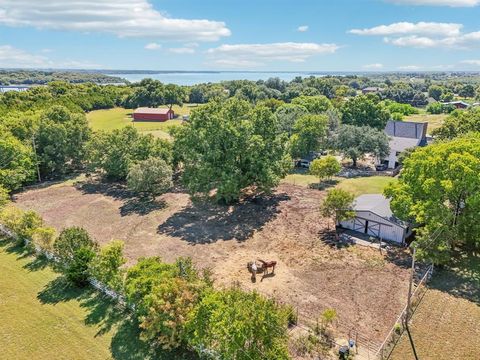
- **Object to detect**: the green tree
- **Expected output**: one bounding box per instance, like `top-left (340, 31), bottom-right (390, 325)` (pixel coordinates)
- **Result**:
top-left (291, 95), bottom-right (332, 114)
top-left (384, 135), bottom-right (480, 264)
top-left (309, 156), bottom-right (341, 183)
top-left (274, 103), bottom-right (308, 134)
top-left (334, 125), bottom-right (390, 167)
top-left (341, 95), bottom-right (390, 130)
top-left (459, 84), bottom-right (475, 98)
top-left (428, 85), bottom-right (444, 101)
top-left (36, 105), bottom-right (91, 177)
top-left (90, 240), bottom-right (126, 291)
top-left (88, 126), bottom-right (172, 180)
top-left (53, 227), bottom-right (98, 285)
top-left (173, 99), bottom-right (291, 203)
top-left (187, 287), bottom-right (290, 360)
top-left (164, 84), bottom-right (188, 111)
top-left (0, 128), bottom-right (35, 191)
top-left (432, 108), bottom-right (480, 140)
top-left (320, 189), bottom-right (355, 234)
top-left (124, 257), bottom-right (209, 349)
top-left (127, 157), bottom-right (173, 199)
top-left (290, 114), bottom-right (328, 158)
top-left (0, 185), bottom-right (8, 209)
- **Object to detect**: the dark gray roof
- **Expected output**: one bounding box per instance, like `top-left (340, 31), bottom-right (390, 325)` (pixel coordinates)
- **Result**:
top-left (354, 194), bottom-right (407, 227)
top-left (385, 120), bottom-right (428, 140)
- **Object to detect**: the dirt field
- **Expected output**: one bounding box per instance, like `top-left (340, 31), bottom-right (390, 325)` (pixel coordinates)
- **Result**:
top-left (13, 180), bottom-right (412, 350)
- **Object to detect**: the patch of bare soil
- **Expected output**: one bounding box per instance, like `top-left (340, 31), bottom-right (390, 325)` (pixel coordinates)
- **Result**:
top-left (14, 181), bottom-right (411, 349)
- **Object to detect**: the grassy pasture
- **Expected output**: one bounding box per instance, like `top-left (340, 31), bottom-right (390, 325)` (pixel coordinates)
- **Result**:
top-left (405, 113), bottom-right (448, 133)
top-left (86, 104), bottom-right (199, 137)
top-left (282, 172), bottom-right (397, 196)
top-left (0, 241), bottom-right (152, 360)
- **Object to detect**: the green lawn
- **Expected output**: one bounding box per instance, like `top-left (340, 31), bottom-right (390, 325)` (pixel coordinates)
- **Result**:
top-left (405, 113), bottom-right (447, 133)
top-left (335, 176), bottom-right (397, 196)
top-left (86, 104), bottom-right (199, 136)
top-left (282, 172), bottom-right (397, 196)
top-left (0, 240), bottom-right (151, 360)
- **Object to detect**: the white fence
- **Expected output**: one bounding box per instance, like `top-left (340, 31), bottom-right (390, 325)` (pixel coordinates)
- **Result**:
top-left (374, 264), bottom-right (434, 360)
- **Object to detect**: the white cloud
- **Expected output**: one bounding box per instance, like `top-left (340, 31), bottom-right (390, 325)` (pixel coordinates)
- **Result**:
top-left (350, 22), bottom-right (462, 37)
top-left (461, 59), bottom-right (480, 66)
top-left (0, 45), bottom-right (49, 67)
top-left (383, 32), bottom-right (480, 48)
top-left (297, 25), bottom-right (309, 32)
top-left (397, 65), bottom-right (421, 70)
top-left (363, 63), bottom-right (384, 69)
top-left (212, 59), bottom-right (262, 68)
top-left (386, 0), bottom-right (480, 6)
top-left (145, 42), bottom-right (162, 50)
top-left (0, 0), bottom-right (231, 42)
top-left (168, 47), bottom-right (195, 54)
top-left (207, 42), bottom-right (340, 66)
top-left (0, 45), bottom-right (99, 68)
top-left (351, 21), bottom-right (480, 49)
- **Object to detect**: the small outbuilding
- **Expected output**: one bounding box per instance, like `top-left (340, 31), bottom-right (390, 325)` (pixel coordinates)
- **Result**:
top-left (442, 101), bottom-right (470, 109)
top-left (339, 194), bottom-right (411, 244)
top-left (133, 107), bottom-right (174, 121)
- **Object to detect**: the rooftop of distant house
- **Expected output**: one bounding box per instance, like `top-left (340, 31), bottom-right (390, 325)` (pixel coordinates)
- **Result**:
top-left (134, 107), bottom-right (172, 114)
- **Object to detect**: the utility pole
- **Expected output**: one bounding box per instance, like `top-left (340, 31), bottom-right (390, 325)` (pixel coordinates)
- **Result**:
top-left (404, 246), bottom-right (419, 360)
top-left (32, 135), bottom-right (41, 182)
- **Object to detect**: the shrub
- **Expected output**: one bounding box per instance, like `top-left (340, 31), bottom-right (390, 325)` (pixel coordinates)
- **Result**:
top-left (53, 227), bottom-right (98, 285)
top-left (66, 247), bottom-right (97, 286)
top-left (0, 207), bottom-right (43, 245)
top-left (90, 240), bottom-right (126, 291)
top-left (31, 226), bottom-right (56, 251)
top-left (127, 157), bottom-right (173, 199)
top-left (309, 156), bottom-right (341, 183)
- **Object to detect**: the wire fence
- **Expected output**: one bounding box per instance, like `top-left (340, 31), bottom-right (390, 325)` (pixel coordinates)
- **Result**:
top-left (374, 264), bottom-right (433, 360)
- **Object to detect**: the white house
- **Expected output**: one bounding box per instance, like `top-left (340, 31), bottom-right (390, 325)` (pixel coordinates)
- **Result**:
top-left (382, 121), bottom-right (428, 169)
top-left (340, 194), bottom-right (412, 244)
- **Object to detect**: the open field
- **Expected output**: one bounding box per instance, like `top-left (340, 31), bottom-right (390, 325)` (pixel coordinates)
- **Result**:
top-left (86, 105), bottom-right (198, 137)
top-left (282, 173), bottom-right (397, 196)
top-left (405, 113), bottom-right (447, 133)
top-left (13, 179), bottom-right (413, 352)
top-left (390, 254), bottom-right (480, 360)
top-left (0, 240), bottom-right (153, 360)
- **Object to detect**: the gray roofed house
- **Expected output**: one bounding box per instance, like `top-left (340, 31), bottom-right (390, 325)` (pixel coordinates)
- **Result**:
top-left (382, 120), bottom-right (428, 169)
top-left (339, 194), bottom-right (411, 244)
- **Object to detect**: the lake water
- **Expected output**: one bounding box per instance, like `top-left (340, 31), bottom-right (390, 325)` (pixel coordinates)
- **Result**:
top-left (114, 71), bottom-right (325, 85)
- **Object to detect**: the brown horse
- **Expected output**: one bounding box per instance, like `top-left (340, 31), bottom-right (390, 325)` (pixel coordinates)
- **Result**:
top-left (257, 259), bottom-right (277, 275)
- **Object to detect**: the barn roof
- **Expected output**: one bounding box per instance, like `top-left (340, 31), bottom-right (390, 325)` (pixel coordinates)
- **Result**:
top-left (134, 107), bottom-right (171, 114)
top-left (354, 194), bottom-right (407, 228)
top-left (385, 120), bottom-right (428, 152)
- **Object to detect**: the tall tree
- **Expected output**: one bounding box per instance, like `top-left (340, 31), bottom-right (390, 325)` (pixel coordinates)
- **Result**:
top-left (384, 135), bottom-right (480, 264)
top-left (341, 95), bottom-right (390, 130)
top-left (320, 189), bottom-right (355, 236)
top-left (289, 114), bottom-right (328, 158)
top-left (173, 99), bottom-right (291, 203)
top-left (334, 125), bottom-right (390, 167)
top-left (127, 157), bottom-right (173, 199)
top-left (291, 95), bottom-right (332, 114)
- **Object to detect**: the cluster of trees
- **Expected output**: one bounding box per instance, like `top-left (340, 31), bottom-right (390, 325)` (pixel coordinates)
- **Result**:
top-left (386, 119), bottom-right (480, 263)
top-left (0, 201), bottom-right (293, 359)
top-left (0, 70), bottom-right (125, 85)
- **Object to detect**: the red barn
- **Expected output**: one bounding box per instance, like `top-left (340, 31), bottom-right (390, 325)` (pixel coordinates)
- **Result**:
top-left (133, 107), bottom-right (174, 121)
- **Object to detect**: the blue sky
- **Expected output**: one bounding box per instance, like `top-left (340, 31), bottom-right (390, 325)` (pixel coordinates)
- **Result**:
top-left (1, 0), bottom-right (480, 71)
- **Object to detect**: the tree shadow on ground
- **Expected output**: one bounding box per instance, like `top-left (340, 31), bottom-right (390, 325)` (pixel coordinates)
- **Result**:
top-left (77, 181), bottom-right (166, 216)
top-left (318, 229), bottom-right (353, 249)
top-left (157, 193), bottom-right (290, 244)
top-left (35, 275), bottom-right (166, 359)
top-left (430, 252), bottom-right (480, 305)
top-left (308, 179), bottom-right (339, 191)
top-left (23, 253), bottom-right (50, 272)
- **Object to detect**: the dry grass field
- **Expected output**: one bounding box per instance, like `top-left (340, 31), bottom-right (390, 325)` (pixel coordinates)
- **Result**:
top-left (390, 254), bottom-right (480, 360)
top-left (13, 179), bottom-right (413, 353)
